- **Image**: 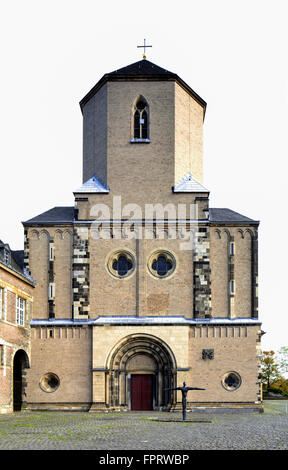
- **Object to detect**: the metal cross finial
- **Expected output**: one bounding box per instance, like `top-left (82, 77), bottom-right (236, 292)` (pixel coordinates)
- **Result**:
top-left (137, 38), bottom-right (152, 59)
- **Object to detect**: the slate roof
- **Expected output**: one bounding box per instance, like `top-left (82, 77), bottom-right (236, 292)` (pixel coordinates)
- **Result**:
top-left (0, 240), bottom-right (35, 284)
top-left (108, 59), bottom-right (177, 77)
top-left (74, 174), bottom-right (110, 193)
top-left (11, 250), bottom-right (25, 270)
top-left (22, 207), bottom-right (75, 225)
top-left (209, 208), bottom-right (259, 224)
top-left (80, 59), bottom-right (207, 114)
top-left (22, 206), bottom-right (258, 225)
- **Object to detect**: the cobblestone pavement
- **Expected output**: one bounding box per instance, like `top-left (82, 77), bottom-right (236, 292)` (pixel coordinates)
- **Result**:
top-left (0, 401), bottom-right (287, 450)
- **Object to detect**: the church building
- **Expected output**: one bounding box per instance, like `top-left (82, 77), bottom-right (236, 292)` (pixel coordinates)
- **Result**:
top-left (20, 57), bottom-right (262, 412)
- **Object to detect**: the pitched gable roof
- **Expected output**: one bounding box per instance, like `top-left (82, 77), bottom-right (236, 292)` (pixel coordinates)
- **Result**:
top-left (80, 59), bottom-right (206, 115)
top-left (22, 207), bottom-right (74, 225)
top-left (209, 208), bottom-right (259, 224)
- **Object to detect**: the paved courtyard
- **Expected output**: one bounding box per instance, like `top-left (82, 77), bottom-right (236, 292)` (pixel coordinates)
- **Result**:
top-left (0, 401), bottom-right (287, 451)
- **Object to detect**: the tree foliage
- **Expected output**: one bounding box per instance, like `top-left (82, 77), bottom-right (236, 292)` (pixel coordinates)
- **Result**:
top-left (260, 349), bottom-right (288, 396)
top-left (260, 351), bottom-right (280, 389)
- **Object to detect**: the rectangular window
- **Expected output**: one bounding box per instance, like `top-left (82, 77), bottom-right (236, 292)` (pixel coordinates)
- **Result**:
top-left (16, 296), bottom-right (25, 326)
top-left (230, 280), bottom-right (235, 294)
top-left (229, 242), bottom-right (235, 256)
top-left (4, 250), bottom-right (10, 264)
top-left (48, 283), bottom-right (55, 300)
top-left (0, 288), bottom-right (3, 319)
top-left (0, 344), bottom-right (3, 365)
top-left (49, 243), bottom-right (54, 261)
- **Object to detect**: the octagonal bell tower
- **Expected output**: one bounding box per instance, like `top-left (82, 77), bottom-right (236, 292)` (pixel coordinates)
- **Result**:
top-left (78, 59), bottom-right (207, 212)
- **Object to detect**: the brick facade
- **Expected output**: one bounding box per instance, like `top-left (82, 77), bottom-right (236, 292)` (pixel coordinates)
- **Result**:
top-left (0, 257), bottom-right (34, 413)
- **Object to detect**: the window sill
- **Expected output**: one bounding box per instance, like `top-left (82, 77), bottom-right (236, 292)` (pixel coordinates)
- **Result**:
top-left (130, 138), bottom-right (150, 144)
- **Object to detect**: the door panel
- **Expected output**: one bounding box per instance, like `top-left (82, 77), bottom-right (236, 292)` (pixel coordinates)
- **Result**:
top-left (131, 374), bottom-right (153, 410)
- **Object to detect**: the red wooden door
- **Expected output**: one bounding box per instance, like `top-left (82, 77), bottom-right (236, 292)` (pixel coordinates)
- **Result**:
top-left (131, 374), bottom-right (153, 410)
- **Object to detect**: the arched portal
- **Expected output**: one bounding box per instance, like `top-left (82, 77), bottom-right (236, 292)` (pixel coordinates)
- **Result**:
top-left (13, 349), bottom-right (29, 412)
top-left (106, 334), bottom-right (177, 411)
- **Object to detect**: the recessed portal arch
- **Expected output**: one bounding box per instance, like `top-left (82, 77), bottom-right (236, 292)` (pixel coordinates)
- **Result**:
top-left (106, 333), bottom-right (177, 411)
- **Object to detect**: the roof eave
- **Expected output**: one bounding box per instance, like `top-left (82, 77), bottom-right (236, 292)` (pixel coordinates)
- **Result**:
top-left (209, 220), bottom-right (260, 226)
top-left (22, 220), bottom-right (74, 227)
top-left (0, 261), bottom-right (36, 287)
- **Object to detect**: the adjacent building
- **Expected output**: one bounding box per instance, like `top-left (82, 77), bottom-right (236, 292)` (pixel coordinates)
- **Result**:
top-left (0, 241), bottom-right (34, 413)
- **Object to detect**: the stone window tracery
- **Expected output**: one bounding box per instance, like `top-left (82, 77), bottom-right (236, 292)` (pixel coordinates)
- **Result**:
top-left (222, 371), bottom-right (241, 391)
top-left (148, 250), bottom-right (176, 279)
top-left (107, 250), bottom-right (135, 279)
top-left (132, 96), bottom-right (149, 142)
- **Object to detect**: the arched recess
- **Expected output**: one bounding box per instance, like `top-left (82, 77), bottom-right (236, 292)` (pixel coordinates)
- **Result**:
top-left (31, 230), bottom-right (40, 240)
top-left (106, 334), bottom-right (177, 411)
top-left (210, 229), bottom-right (229, 317)
top-left (13, 349), bottom-right (29, 411)
top-left (234, 230), bottom-right (252, 317)
top-left (30, 230), bottom-right (49, 317)
top-left (54, 229), bottom-right (72, 317)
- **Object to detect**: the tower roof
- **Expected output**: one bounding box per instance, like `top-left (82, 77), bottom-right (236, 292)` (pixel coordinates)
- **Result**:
top-left (79, 59), bottom-right (207, 116)
top-left (108, 59), bottom-right (176, 77)
top-left (73, 174), bottom-right (110, 193)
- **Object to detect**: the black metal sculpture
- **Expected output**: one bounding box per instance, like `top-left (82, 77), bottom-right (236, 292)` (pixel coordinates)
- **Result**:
top-left (165, 382), bottom-right (205, 421)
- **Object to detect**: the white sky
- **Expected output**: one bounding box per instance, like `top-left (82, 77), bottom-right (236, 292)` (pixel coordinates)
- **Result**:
top-left (0, 0), bottom-right (287, 354)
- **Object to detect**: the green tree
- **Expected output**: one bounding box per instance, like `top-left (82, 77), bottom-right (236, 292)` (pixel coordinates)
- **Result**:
top-left (260, 350), bottom-right (280, 390)
top-left (269, 376), bottom-right (288, 396)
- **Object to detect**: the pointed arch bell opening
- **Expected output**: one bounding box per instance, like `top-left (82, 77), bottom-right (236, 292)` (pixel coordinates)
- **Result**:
top-left (131, 95), bottom-right (150, 142)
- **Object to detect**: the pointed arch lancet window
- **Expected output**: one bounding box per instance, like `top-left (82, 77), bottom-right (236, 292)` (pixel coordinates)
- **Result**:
top-left (132, 97), bottom-right (150, 142)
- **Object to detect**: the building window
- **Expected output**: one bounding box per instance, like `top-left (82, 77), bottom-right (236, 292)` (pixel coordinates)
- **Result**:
top-left (4, 249), bottom-right (10, 265)
top-left (48, 283), bottom-right (55, 300)
top-left (131, 96), bottom-right (149, 142)
top-left (49, 243), bottom-right (54, 261)
top-left (39, 373), bottom-right (60, 393)
top-left (16, 296), bottom-right (25, 326)
top-left (107, 250), bottom-right (136, 279)
top-left (148, 250), bottom-right (176, 279)
top-left (113, 255), bottom-right (133, 277)
top-left (202, 349), bottom-right (214, 360)
top-left (230, 280), bottom-right (235, 294)
top-left (0, 288), bottom-right (3, 319)
top-left (152, 255), bottom-right (172, 276)
top-left (229, 242), bottom-right (235, 256)
top-left (0, 344), bottom-right (4, 365)
top-left (222, 372), bottom-right (241, 391)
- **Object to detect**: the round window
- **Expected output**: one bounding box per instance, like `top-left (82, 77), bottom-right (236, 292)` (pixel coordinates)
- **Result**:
top-left (222, 372), bottom-right (241, 391)
top-left (107, 250), bottom-right (135, 279)
top-left (148, 250), bottom-right (176, 279)
top-left (39, 373), bottom-right (60, 393)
